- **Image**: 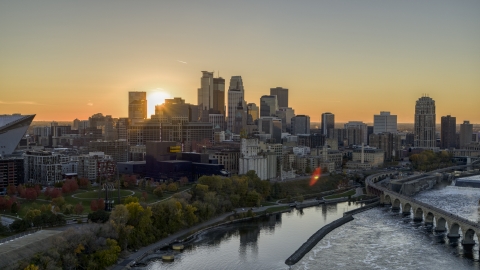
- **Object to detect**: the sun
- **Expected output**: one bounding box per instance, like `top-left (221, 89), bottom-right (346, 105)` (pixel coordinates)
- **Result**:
top-left (147, 89), bottom-right (171, 117)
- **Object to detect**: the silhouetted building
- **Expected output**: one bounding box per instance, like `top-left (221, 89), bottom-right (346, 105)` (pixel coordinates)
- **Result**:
top-left (0, 158), bottom-right (24, 189)
top-left (373, 111), bottom-right (397, 134)
top-left (441, 115), bottom-right (456, 149)
top-left (260, 95), bottom-right (278, 117)
top-left (460, 120), bottom-right (473, 148)
top-left (270, 87), bottom-right (288, 107)
top-left (321, 112), bottom-right (335, 138)
top-left (414, 96), bottom-right (436, 148)
top-left (227, 76), bottom-right (245, 132)
top-left (128, 92), bottom-right (147, 122)
top-left (291, 115), bottom-right (310, 135)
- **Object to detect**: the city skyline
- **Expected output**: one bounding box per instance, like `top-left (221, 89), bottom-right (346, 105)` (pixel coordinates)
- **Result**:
top-left (1, 1), bottom-right (479, 123)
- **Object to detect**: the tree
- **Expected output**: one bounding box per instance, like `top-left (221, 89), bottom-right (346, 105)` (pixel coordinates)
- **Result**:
top-left (7, 184), bottom-right (16, 195)
top-left (24, 188), bottom-right (38, 201)
top-left (153, 186), bottom-right (163, 198)
top-left (109, 204), bottom-right (132, 250)
top-left (167, 183), bottom-right (178, 192)
top-left (25, 209), bottom-right (41, 222)
top-left (74, 203), bottom-right (84, 215)
top-left (305, 165), bottom-right (312, 174)
top-left (88, 210), bottom-right (110, 223)
top-left (90, 200), bottom-right (99, 212)
top-left (17, 185), bottom-right (26, 197)
top-left (52, 196), bottom-right (66, 209)
top-left (10, 219), bottom-right (30, 233)
top-left (123, 196), bottom-right (139, 205)
top-left (11, 201), bottom-right (19, 214)
top-left (23, 264), bottom-right (39, 270)
top-left (179, 176), bottom-right (189, 186)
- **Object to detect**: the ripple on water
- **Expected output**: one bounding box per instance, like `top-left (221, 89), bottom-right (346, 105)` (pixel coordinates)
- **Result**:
top-left (415, 185), bottom-right (480, 222)
top-left (293, 208), bottom-right (478, 270)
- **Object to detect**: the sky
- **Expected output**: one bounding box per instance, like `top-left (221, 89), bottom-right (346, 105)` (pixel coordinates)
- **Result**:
top-left (1, 1), bottom-right (479, 123)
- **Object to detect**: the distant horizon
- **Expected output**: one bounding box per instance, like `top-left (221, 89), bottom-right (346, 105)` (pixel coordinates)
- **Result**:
top-left (1, 1), bottom-right (479, 123)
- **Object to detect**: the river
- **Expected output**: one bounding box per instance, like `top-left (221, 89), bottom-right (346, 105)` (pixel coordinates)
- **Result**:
top-left (138, 186), bottom-right (480, 270)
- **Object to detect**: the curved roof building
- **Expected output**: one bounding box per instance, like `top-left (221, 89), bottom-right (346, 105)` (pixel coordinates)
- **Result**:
top-left (0, 114), bottom-right (35, 156)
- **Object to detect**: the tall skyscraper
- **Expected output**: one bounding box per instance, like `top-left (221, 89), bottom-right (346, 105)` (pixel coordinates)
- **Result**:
top-left (260, 95), bottom-right (278, 117)
top-left (321, 112), bottom-right (335, 138)
top-left (270, 87), bottom-right (288, 108)
top-left (198, 71), bottom-right (225, 118)
top-left (227, 76), bottom-right (245, 132)
top-left (213, 77), bottom-right (225, 115)
top-left (440, 115), bottom-right (456, 149)
top-left (128, 92), bottom-right (147, 121)
top-left (291, 115), bottom-right (310, 135)
top-left (460, 120), bottom-right (473, 148)
top-left (414, 96), bottom-right (436, 148)
top-left (373, 111), bottom-right (397, 134)
top-left (198, 71), bottom-right (214, 112)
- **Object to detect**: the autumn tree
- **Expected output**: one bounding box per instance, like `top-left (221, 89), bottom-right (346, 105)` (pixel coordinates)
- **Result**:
top-left (153, 186), bottom-right (163, 198)
top-left (7, 184), bottom-right (16, 195)
top-left (74, 203), bottom-right (84, 215)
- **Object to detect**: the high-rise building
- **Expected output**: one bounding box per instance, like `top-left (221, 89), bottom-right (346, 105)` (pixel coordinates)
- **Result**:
top-left (414, 96), bottom-right (436, 148)
top-left (128, 92), bottom-right (147, 121)
top-left (213, 77), bottom-right (225, 115)
top-left (276, 107), bottom-right (295, 132)
top-left (460, 120), bottom-right (473, 148)
top-left (233, 100), bottom-right (247, 134)
top-left (0, 158), bottom-right (24, 189)
top-left (227, 76), bottom-right (245, 132)
top-left (291, 115), bottom-right (310, 135)
top-left (260, 95), bottom-right (278, 117)
top-left (369, 132), bottom-right (402, 161)
top-left (247, 103), bottom-right (259, 124)
top-left (154, 97), bottom-right (199, 123)
top-left (373, 111), bottom-right (397, 134)
top-left (321, 113), bottom-right (335, 138)
top-left (344, 121), bottom-right (368, 145)
top-left (198, 71), bottom-right (214, 112)
top-left (440, 115), bottom-right (456, 149)
top-left (258, 117), bottom-right (282, 143)
top-left (270, 87), bottom-right (288, 108)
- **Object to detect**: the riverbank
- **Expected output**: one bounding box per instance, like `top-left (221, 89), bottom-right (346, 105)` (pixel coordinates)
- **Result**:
top-left (113, 186), bottom-right (360, 269)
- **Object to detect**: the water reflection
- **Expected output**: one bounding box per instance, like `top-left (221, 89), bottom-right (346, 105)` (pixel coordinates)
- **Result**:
top-left (142, 202), bottom-right (357, 270)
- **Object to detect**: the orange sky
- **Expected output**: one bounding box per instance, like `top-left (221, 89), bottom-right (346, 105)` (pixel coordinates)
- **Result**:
top-left (1, 1), bottom-right (479, 123)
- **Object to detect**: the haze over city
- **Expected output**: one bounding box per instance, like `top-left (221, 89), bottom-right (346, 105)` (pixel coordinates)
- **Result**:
top-left (1, 1), bottom-right (479, 123)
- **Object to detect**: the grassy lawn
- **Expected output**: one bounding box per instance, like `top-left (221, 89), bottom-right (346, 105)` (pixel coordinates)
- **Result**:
top-left (261, 201), bottom-right (277, 206)
top-left (6, 184), bottom-right (193, 218)
top-left (323, 189), bottom-right (355, 200)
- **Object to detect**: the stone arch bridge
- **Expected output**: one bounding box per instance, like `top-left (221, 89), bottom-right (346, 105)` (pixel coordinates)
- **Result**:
top-left (366, 171), bottom-right (480, 247)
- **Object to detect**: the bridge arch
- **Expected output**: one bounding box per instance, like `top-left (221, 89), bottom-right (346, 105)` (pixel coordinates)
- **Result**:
top-left (413, 207), bottom-right (423, 222)
top-left (435, 217), bottom-right (447, 232)
top-left (392, 199), bottom-right (401, 211)
top-left (384, 195), bottom-right (392, 204)
top-left (448, 223), bottom-right (461, 238)
top-left (425, 212), bottom-right (434, 226)
top-left (402, 203), bottom-right (412, 216)
top-left (462, 229), bottom-right (477, 245)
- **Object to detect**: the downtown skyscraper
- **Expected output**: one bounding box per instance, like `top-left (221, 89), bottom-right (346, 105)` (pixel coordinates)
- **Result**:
top-left (440, 115), bottom-right (456, 149)
top-left (128, 91), bottom-right (147, 122)
top-left (414, 96), bottom-right (436, 148)
top-left (198, 71), bottom-right (225, 120)
top-left (227, 76), bottom-right (245, 132)
top-left (321, 112), bottom-right (335, 138)
top-left (270, 87), bottom-right (288, 108)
